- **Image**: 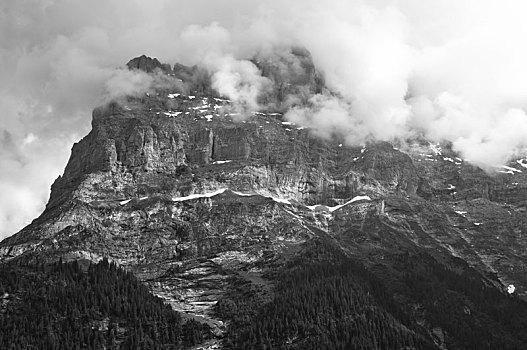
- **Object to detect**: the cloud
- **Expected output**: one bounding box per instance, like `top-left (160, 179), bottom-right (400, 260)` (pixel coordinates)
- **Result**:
top-left (3, 0), bottom-right (527, 238)
top-left (103, 69), bottom-right (155, 100)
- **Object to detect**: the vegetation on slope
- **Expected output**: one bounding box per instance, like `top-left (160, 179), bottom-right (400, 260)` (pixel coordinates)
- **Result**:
top-left (217, 239), bottom-right (527, 350)
top-left (0, 259), bottom-right (211, 350)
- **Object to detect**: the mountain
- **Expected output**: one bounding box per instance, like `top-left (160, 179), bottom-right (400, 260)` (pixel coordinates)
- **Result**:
top-left (2, 49), bottom-right (527, 349)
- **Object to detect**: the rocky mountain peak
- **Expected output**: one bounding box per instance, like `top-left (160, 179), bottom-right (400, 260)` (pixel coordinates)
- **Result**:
top-left (126, 54), bottom-right (173, 74)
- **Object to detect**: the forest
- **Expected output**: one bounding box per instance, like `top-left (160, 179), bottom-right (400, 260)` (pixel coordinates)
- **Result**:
top-left (3, 246), bottom-right (527, 349)
top-left (217, 245), bottom-right (527, 350)
top-left (0, 259), bottom-right (211, 350)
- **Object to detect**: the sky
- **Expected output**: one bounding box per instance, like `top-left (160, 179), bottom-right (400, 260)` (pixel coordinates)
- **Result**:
top-left (2, 0), bottom-right (527, 238)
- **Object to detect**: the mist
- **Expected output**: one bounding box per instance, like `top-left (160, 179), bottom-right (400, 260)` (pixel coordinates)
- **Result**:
top-left (2, 0), bottom-right (527, 238)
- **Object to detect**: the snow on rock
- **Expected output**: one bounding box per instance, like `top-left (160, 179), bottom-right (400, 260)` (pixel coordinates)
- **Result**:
top-left (501, 165), bottom-right (522, 173)
top-left (508, 284), bottom-right (516, 294)
top-left (167, 93), bottom-right (180, 99)
top-left (119, 199), bottom-right (132, 206)
top-left (272, 197), bottom-right (291, 205)
top-left (211, 160), bottom-right (232, 165)
top-left (164, 111), bottom-right (182, 117)
top-left (455, 210), bottom-right (467, 217)
top-left (306, 196), bottom-right (371, 212)
top-left (281, 121), bottom-right (294, 125)
top-left (204, 115), bottom-right (213, 122)
top-left (474, 222), bottom-right (482, 226)
top-left (516, 159), bottom-right (527, 168)
top-left (443, 157), bottom-right (454, 162)
top-left (172, 189), bottom-right (227, 202)
top-left (447, 184), bottom-right (456, 190)
top-left (329, 196), bottom-right (371, 211)
top-left (430, 143), bottom-right (442, 155)
top-left (231, 190), bottom-right (257, 197)
top-left (188, 95), bottom-right (195, 99)
top-left (171, 188), bottom-right (290, 205)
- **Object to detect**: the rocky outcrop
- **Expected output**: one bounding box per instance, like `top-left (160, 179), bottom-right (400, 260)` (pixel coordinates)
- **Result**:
top-left (255, 46), bottom-right (325, 109)
top-left (127, 54), bottom-right (172, 74)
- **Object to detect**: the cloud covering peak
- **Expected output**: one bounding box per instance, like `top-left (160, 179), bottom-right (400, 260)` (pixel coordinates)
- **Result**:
top-left (2, 0), bottom-right (527, 238)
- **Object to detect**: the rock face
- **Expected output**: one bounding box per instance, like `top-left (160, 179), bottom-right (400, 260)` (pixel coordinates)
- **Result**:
top-left (2, 52), bottom-right (527, 347)
top-left (127, 54), bottom-right (173, 74)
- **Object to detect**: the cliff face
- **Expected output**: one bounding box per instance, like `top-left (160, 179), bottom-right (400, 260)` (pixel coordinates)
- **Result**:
top-left (2, 51), bottom-right (527, 346)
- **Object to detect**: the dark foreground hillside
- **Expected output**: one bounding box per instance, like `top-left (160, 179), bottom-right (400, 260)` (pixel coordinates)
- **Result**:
top-left (2, 245), bottom-right (527, 349)
top-left (217, 239), bottom-right (527, 350)
top-left (0, 259), bottom-right (211, 350)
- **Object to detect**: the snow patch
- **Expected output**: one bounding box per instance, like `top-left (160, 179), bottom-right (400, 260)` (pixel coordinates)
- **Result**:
top-left (272, 197), bottom-right (291, 205)
top-left (164, 111), bottom-right (182, 117)
top-left (231, 190), bottom-right (257, 197)
top-left (172, 189), bottom-right (227, 202)
top-left (501, 165), bottom-right (522, 173)
top-left (167, 93), bottom-right (180, 99)
top-left (307, 196), bottom-right (371, 212)
top-left (212, 160), bottom-right (232, 165)
top-left (508, 284), bottom-right (516, 294)
top-left (430, 143), bottom-right (442, 155)
top-left (119, 199), bottom-right (131, 206)
top-left (204, 115), bottom-right (213, 122)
